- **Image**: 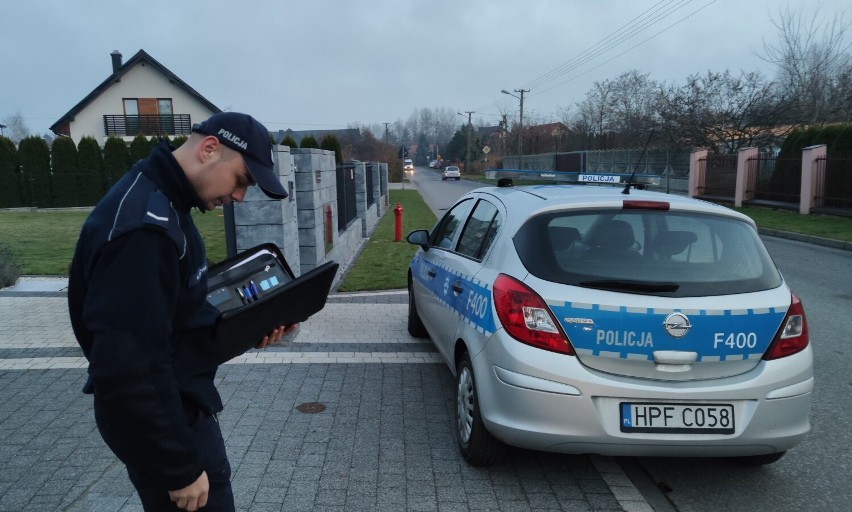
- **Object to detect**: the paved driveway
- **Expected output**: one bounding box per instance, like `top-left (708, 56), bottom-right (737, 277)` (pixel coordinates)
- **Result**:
top-left (0, 289), bottom-right (648, 511)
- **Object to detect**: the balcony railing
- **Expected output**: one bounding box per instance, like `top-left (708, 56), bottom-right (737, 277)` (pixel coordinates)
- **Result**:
top-left (103, 114), bottom-right (192, 137)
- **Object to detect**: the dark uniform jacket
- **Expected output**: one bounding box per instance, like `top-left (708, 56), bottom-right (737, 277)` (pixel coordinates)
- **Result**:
top-left (68, 142), bottom-right (222, 490)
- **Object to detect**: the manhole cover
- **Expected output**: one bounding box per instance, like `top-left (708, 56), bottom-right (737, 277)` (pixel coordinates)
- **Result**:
top-left (296, 402), bottom-right (326, 414)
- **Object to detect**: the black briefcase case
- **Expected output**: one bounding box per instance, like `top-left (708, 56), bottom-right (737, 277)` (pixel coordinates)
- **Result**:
top-left (206, 243), bottom-right (338, 363)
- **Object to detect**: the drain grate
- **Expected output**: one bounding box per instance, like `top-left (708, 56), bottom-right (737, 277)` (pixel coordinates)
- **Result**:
top-left (296, 402), bottom-right (326, 414)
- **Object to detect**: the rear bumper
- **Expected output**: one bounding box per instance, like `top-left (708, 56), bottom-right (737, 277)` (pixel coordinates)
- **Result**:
top-left (472, 338), bottom-right (813, 457)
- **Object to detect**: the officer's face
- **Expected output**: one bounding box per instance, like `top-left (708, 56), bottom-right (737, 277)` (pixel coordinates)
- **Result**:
top-left (195, 147), bottom-right (255, 211)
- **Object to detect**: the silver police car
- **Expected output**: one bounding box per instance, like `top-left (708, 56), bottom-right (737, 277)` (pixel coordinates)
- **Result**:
top-left (406, 172), bottom-right (812, 466)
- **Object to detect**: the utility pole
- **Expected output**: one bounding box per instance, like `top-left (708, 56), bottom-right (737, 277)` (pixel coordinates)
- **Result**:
top-left (383, 122), bottom-right (390, 144)
top-left (501, 88), bottom-right (529, 169)
top-left (460, 111), bottom-right (474, 175)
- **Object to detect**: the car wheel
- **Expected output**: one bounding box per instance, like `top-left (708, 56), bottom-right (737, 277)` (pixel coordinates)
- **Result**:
top-left (456, 352), bottom-right (506, 466)
top-left (734, 451), bottom-right (786, 466)
top-left (407, 277), bottom-right (429, 338)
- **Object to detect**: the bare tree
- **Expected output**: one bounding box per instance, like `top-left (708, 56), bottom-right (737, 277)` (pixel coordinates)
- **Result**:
top-left (2, 111), bottom-right (30, 145)
top-left (761, 4), bottom-right (852, 124)
top-left (657, 70), bottom-right (784, 153)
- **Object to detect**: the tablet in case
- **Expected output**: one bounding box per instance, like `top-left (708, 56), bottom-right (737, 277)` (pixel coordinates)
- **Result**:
top-left (206, 243), bottom-right (338, 363)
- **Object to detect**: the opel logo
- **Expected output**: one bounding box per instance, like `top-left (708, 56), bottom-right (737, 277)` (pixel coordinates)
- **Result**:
top-left (663, 313), bottom-right (691, 338)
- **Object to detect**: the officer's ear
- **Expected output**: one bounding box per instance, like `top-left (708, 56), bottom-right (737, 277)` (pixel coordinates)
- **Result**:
top-left (198, 136), bottom-right (221, 164)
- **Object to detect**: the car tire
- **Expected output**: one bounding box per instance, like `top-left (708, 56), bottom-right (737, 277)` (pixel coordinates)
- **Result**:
top-left (407, 277), bottom-right (429, 338)
top-left (456, 352), bottom-right (506, 466)
top-left (734, 451), bottom-right (786, 466)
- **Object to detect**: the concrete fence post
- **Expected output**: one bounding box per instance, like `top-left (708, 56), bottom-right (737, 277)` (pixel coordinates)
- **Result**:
top-left (688, 149), bottom-right (708, 198)
top-left (735, 147), bottom-right (758, 208)
top-left (800, 144), bottom-right (827, 214)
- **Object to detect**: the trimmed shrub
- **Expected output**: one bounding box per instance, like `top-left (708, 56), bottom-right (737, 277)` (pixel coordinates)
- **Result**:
top-left (172, 135), bottom-right (188, 148)
top-left (103, 137), bottom-right (129, 188)
top-left (0, 136), bottom-right (22, 208)
top-left (280, 135), bottom-right (298, 149)
top-left (0, 244), bottom-right (21, 288)
top-left (299, 135), bottom-right (319, 149)
top-left (78, 137), bottom-right (105, 205)
top-left (320, 134), bottom-right (343, 163)
top-left (130, 134), bottom-right (154, 164)
top-left (51, 137), bottom-right (79, 207)
top-left (18, 136), bottom-right (52, 208)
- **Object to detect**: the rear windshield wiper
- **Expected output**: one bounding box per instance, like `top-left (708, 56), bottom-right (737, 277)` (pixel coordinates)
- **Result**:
top-left (578, 279), bottom-right (680, 293)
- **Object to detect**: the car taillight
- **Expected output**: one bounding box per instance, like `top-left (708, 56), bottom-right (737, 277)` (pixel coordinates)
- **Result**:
top-left (763, 293), bottom-right (809, 360)
top-left (492, 274), bottom-right (574, 355)
top-left (623, 200), bottom-right (670, 210)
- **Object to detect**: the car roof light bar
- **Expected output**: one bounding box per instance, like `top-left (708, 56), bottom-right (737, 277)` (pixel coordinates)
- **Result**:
top-left (485, 169), bottom-right (660, 188)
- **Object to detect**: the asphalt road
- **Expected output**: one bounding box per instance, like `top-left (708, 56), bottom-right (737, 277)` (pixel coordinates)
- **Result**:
top-left (410, 166), bottom-right (852, 511)
top-left (633, 236), bottom-right (852, 512)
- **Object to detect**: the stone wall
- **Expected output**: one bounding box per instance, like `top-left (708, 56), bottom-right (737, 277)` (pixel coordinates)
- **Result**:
top-left (230, 146), bottom-right (389, 284)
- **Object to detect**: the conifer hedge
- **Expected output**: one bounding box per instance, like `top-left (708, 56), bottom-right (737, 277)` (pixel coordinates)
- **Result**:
top-left (78, 137), bottom-right (105, 205)
top-left (51, 137), bottom-right (79, 207)
top-left (103, 137), bottom-right (129, 188)
top-left (299, 135), bottom-right (319, 149)
top-left (17, 136), bottom-right (52, 208)
top-left (0, 136), bottom-right (22, 208)
top-left (320, 134), bottom-right (343, 163)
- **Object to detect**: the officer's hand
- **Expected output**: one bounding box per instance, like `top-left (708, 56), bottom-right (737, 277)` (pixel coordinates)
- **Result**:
top-left (168, 471), bottom-right (209, 511)
top-left (256, 323), bottom-right (298, 349)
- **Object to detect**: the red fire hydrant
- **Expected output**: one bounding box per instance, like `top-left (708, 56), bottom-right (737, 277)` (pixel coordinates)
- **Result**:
top-left (394, 203), bottom-right (404, 242)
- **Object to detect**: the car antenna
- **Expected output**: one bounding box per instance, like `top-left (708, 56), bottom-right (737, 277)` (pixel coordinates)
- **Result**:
top-left (622, 128), bottom-right (655, 195)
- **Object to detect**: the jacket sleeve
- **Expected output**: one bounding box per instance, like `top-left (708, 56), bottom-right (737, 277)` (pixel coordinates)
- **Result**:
top-left (83, 228), bottom-right (203, 490)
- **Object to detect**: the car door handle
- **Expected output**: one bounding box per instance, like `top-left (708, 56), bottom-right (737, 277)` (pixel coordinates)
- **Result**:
top-left (452, 281), bottom-right (463, 294)
top-left (427, 270), bottom-right (436, 278)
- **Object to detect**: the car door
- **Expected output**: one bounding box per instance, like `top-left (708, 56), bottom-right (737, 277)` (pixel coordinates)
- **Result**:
top-left (425, 198), bottom-right (502, 360)
top-left (414, 198), bottom-right (474, 357)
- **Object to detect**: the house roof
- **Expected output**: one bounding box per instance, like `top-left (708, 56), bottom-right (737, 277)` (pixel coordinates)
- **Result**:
top-left (49, 49), bottom-right (221, 134)
top-left (524, 122), bottom-right (570, 137)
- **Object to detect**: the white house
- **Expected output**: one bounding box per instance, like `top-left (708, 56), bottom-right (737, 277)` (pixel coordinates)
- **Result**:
top-left (50, 50), bottom-right (220, 145)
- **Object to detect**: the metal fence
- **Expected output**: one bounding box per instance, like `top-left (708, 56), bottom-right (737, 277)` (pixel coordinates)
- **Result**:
top-left (697, 154), bottom-right (737, 198)
top-left (335, 163), bottom-right (357, 231)
top-left (813, 155), bottom-right (852, 212)
top-left (746, 155), bottom-right (802, 207)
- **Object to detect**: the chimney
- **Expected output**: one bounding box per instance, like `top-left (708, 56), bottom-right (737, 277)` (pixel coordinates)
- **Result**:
top-left (110, 50), bottom-right (122, 73)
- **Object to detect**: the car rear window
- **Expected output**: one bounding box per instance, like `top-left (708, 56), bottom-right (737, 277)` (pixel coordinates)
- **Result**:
top-left (513, 209), bottom-right (782, 297)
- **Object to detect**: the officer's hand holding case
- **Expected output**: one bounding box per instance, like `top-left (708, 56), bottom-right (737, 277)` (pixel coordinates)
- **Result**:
top-left (206, 243), bottom-right (338, 363)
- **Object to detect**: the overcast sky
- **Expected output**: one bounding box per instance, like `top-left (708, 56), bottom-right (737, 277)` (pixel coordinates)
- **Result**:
top-left (1, 0), bottom-right (849, 137)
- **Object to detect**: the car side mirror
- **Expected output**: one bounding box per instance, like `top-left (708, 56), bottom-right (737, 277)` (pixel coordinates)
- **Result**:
top-left (406, 229), bottom-right (430, 250)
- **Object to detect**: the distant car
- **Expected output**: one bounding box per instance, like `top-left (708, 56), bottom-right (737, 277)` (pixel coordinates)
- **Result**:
top-left (442, 166), bottom-right (461, 180)
top-left (404, 159), bottom-right (414, 173)
top-left (429, 160), bottom-right (439, 168)
top-left (406, 172), bottom-right (812, 467)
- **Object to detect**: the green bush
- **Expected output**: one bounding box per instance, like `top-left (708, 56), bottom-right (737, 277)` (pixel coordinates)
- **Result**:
top-left (130, 134), bottom-right (155, 164)
top-left (18, 136), bottom-right (52, 208)
top-left (0, 136), bottom-right (22, 208)
top-left (320, 134), bottom-right (343, 163)
top-left (51, 137), bottom-right (79, 207)
top-left (78, 137), bottom-right (105, 205)
top-left (172, 135), bottom-right (188, 148)
top-left (280, 135), bottom-right (298, 149)
top-left (0, 243), bottom-right (21, 288)
top-left (103, 137), bottom-right (129, 188)
top-left (299, 135), bottom-right (319, 149)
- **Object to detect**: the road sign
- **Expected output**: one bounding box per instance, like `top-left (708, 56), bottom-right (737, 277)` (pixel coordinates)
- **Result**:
top-left (482, 146), bottom-right (491, 154)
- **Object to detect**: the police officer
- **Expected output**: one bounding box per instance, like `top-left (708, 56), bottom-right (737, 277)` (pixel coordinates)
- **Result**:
top-left (68, 112), bottom-right (293, 511)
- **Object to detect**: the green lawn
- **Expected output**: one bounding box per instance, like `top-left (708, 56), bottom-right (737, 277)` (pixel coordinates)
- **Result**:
top-left (0, 194), bottom-right (848, 285)
top-left (0, 209), bottom-right (227, 275)
top-left (336, 189), bottom-right (437, 291)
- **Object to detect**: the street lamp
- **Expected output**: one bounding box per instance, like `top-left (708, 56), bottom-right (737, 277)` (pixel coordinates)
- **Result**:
top-left (0, 123), bottom-right (5, 137)
top-left (502, 88), bottom-right (528, 169)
